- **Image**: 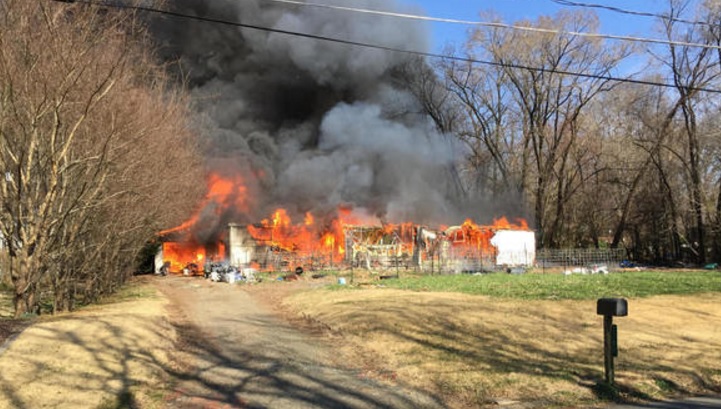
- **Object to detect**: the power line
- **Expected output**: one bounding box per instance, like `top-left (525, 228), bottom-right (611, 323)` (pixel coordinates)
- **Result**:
top-left (52, 0), bottom-right (721, 94)
top-left (257, 0), bottom-right (721, 51)
top-left (550, 0), bottom-right (715, 28)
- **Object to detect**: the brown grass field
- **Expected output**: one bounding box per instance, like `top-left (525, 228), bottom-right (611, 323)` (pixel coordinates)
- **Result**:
top-left (0, 273), bottom-right (719, 408)
top-left (283, 286), bottom-right (721, 408)
top-left (0, 283), bottom-right (174, 409)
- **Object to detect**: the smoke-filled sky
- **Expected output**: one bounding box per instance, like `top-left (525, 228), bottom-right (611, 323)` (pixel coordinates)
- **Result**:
top-left (149, 0), bottom-right (522, 240)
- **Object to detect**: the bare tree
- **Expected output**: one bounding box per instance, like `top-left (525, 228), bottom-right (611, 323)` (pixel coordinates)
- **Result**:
top-left (454, 10), bottom-right (629, 247)
top-left (402, 6), bottom-right (721, 262)
top-left (590, 83), bottom-right (685, 261)
top-left (657, 0), bottom-right (721, 264)
top-left (0, 0), bottom-right (204, 316)
top-left (443, 55), bottom-right (519, 198)
top-left (397, 56), bottom-right (462, 135)
top-left (706, 0), bottom-right (721, 261)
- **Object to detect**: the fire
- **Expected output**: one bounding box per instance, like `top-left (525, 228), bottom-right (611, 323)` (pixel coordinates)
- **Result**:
top-left (158, 170), bottom-right (532, 273)
top-left (242, 206), bottom-right (531, 268)
top-left (444, 217), bottom-right (529, 255)
top-left (159, 172), bottom-right (249, 272)
top-left (162, 242), bottom-right (206, 272)
top-left (491, 216), bottom-right (529, 231)
top-left (322, 233), bottom-right (335, 249)
top-left (271, 208), bottom-right (290, 228)
top-left (159, 215), bottom-right (199, 237)
top-left (247, 208), bottom-right (346, 261)
top-left (160, 172), bottom-right (249, 236)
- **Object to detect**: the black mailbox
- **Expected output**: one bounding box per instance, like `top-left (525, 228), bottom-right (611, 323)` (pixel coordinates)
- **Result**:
top-left (597, 297), bottom-right (628, 385)
top-left (596, 298), bottom-right (628, 317)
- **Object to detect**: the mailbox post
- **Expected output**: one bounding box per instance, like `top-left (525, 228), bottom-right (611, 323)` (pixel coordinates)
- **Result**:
top-left (596, 298), bottom-right (628, 385)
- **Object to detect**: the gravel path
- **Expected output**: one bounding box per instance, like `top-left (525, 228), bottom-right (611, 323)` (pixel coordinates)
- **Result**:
top-left (157, 276), bottom-right (444, 409)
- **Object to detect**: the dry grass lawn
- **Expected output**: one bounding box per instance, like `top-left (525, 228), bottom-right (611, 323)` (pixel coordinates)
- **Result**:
top-left (0, 272), bottom-right (717, 408)
top-left (0, 282), bottom-right (175, 409)
top-left (283, 288), bottom-right (721, 408)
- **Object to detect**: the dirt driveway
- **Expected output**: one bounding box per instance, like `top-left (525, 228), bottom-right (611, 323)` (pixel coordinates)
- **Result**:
top-left (157, 276), bottom-right (444, 409)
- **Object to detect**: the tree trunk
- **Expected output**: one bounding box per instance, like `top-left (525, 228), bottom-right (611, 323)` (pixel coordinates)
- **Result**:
top-left (12, 288), bottom-right (28, 318)
top-left (11, 277), bottom-right (34, 318)
top-left (535, 175), bottom-right (547, 248)
top-left (686, 121), bottom-right (706, 264)
top-left (10, 250), bottom-right (44, 317)
top-left (715, 179), bottom-right (721, 260)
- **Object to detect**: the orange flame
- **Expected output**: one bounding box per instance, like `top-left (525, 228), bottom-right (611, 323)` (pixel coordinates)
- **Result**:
top-left (160, 172), bottom-right (249, 236)
top-left (159, 172), bottom-right (250, 271)
top-left (160, 170), bottom-right (532, 271)
top-left (162, 242), bottom-right (206, 272)
top-left (491, 216), bottom-right (529, 230)
top-left (444, 217), bottom-right (529, 254)
top-left (246, 208), bottom-right (349, 262)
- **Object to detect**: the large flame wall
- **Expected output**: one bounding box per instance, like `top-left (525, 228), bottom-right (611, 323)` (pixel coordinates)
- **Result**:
top-left (157, 172), bottom-right (533, 273)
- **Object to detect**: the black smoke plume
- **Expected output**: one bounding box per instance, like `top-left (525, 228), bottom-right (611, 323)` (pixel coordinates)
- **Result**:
top-left (150, 0), bottom-right (472, 241)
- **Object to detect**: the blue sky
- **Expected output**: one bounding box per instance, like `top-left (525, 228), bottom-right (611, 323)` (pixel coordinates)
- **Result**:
top-left (403, 0), bottom-right (670, 52)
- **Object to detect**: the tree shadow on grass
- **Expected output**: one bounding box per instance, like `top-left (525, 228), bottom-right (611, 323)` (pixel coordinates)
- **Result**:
top-left (328, 297), bottom-right (721, 407)
top-left (0, 314), bottom-right (168, 409)
top-left (2, 279), bottom-right (719, 409)
top-left (0, 302), bottom-right (446, 409)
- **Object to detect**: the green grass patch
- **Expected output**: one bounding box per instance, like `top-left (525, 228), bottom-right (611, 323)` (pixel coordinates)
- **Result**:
top-left (374, 271), bottom-right (721, 300)
top-left (95, 281), bottom-right (158, 306)
top-left (116, 284), bottom-right (157, 300)
top-left (0, 281), bottom-right (11, 293)
top-left (653, 377), bottom-right (679, 393)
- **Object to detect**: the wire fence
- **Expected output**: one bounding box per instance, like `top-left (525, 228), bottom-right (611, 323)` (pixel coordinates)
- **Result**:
top-left (535, 248), bottom-right (627, 273)
top-left (232, 243), bottom-right (627, 276)
top-left (413, 247), bottom-right (626, 275)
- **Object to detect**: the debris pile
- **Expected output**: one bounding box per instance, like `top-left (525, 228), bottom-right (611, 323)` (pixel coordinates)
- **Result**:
top-left (205, 262), bottom-right (257, 284)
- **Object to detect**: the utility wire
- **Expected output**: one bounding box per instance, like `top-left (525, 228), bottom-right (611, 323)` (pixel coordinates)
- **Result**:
top-left (52, 0), bottom-right (721, 94)
top-left (550, 0), bottom-right (715, 28)
top-left (257, 0), bottom-right (721, 51)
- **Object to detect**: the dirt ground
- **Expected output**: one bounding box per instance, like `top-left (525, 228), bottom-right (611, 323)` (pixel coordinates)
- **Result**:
top-left (0, 275), bottom-right (443, 408)
top-left (156, 275), bottom-right (443, 409)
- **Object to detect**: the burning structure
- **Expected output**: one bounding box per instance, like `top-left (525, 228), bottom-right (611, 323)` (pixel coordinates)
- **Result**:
top-left (156, 206), bottom-right (535, 275)
top-left (149, 0), bottom-right (532, 274)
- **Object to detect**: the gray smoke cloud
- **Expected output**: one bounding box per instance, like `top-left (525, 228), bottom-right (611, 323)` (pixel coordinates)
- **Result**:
top-left (150, 0), bottom-right (470, 239)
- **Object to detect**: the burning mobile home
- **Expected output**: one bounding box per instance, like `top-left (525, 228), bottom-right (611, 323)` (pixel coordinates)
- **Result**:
top-left (237, 214), bottom-right (535, 273)
top-left (344, 219), bottom-right (535, 273)
top-left (156, 207), bottom-right (535, 275)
